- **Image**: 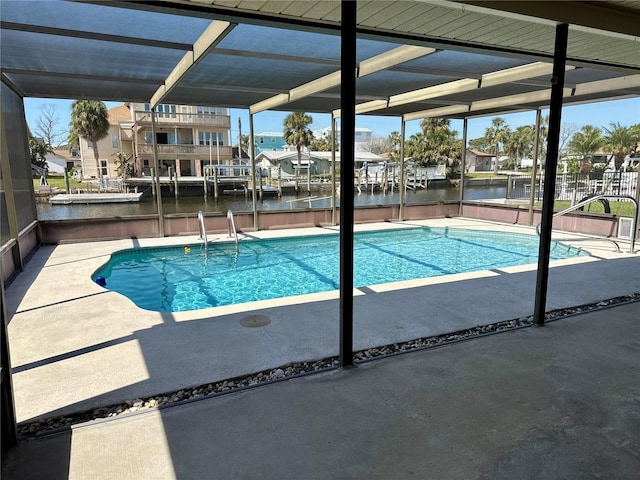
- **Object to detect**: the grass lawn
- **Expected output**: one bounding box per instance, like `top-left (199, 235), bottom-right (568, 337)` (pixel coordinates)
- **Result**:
top-left (536, 200), bottom-right (636, 217)
top-left (462, 172), bottom-right (500, 179)
top-left (33, 175), bottom-right (84, 191)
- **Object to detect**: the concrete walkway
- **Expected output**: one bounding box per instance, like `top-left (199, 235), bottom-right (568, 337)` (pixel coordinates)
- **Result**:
top-left (4, 219), bottom-right (640, 425)
top-left (3, 301), bottom-right (639, 479)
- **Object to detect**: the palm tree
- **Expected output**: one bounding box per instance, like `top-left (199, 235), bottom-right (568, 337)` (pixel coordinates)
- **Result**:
top-left (602, 122), bottom-right (640, 171)
top-left (418, 117), bottom-right (460, 165)
top-left (70, 100), bottom-right (110, 183)
top-left (283, 112), bottom-right (314, 191)
top-left (504, 125), bottom-right (535, 169)
top-left (485, 117), bottom-right (511, 174)
top-left (387, 131), bottom-right (402, 161)
top-left (568, 125), bottom-right (604, 171)
top-left (405, 132), bottom-right (426, 163)
top-left (29, 135), bottom-right (52, 169)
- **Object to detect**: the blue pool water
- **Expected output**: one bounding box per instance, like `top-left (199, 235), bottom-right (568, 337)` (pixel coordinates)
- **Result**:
top-left (93, 227), bottom-right (587, 312)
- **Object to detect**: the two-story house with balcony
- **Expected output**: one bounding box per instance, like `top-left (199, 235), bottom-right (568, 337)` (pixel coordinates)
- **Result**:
top-left (77, 103), bottom-right (233, 179)
top-left (129, 103), bottom-right (233, 177)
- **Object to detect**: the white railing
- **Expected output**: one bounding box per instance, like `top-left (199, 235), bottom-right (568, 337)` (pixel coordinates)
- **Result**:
top-left (536, 194), bottom-right (638, 254)
top-left (133, 111), bottom-right (231, 128)
top-left (136, 144), bottom-right (233, 157)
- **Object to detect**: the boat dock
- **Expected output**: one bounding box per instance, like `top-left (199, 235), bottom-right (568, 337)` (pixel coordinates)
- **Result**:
top-left (49, 193), bottom-right (144, 204)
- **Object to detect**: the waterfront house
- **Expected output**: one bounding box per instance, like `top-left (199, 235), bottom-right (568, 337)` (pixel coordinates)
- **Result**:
top-left (77, 103), bottom-right (233, 179)
top-left (256, 150), bottom-right (329, 178)
top-left (255, 131), bottom-right (286, 153)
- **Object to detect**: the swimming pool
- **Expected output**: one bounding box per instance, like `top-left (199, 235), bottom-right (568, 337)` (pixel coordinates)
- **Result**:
top-left (93, 227), bottom-right (587, 312)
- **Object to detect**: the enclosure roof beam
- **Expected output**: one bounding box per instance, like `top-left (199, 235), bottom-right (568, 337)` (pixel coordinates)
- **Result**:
top-left (352, 62), bottom-right (569, 116)
top-left (150, 20), bottom-right (235, 108)
top-left (572, 74), bottom-right (640, 96)
top-left (402, 73), bottom-right (640, 121)
top-left (250, 45), bottom-right (436, 114)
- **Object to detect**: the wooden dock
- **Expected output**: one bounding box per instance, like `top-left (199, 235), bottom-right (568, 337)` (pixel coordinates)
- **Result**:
top-left (49, 193), bottom-right (144, 204)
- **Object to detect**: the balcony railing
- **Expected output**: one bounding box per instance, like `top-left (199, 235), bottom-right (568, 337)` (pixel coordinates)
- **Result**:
top-left (136, 144), bottom-right (233, 157)
top-left (134, 111), bottom-right (230, 128)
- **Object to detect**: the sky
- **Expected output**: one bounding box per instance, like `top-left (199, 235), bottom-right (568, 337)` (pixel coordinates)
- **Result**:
top-left (24, 96), bottom-right (639, 147)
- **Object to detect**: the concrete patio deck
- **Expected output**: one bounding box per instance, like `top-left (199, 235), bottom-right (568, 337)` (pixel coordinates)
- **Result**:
top-left (4, 218), bottom-right (639, 427)
top-left (2, 300), bottom-right (639, 479)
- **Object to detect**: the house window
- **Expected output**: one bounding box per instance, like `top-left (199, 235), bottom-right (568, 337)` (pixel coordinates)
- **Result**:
top-left (197, 106), bottom-right (214, 115)
top-left (156, 104), bottom-right (176, 119)
top-left (197, 106), bottom-right (225, 116)
top-left (100, 159), bottom-right (108, 177)
top-left (260, 137), bottom-right (264, 144)
top-left (112, 133), bottom-right (119, 148)
top-left (87, 140), bottom-right (93, 148)
top-left (271, 137), bottom-right (276, 143)
top-left (198, 132), bottom-right (224, 146)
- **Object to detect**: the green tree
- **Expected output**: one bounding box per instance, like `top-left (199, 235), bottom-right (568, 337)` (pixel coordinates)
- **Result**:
top-left (418, 117), bottom-right (461, 166)
top-left (283, 112), bottom-right (314, 191)
top-left (29, 136), bottom-right (52, 169)
top-left (67, 129), bottom-right (79, 151)
top-left (568, 125), bottom-right (604, 171)
top-left (602, 122), bottom-right (640, 171)
top-left (239, 134), bottom-right (257, 156)
top-left (484, 117), bottom-right (511, 174)
top-left (70, 100), bottom-right (110, 182)
top-left (536, 115), bottom-right (549, 165)
top-left (112, 151), bottom-right (134, 178)
top-left (310, 133), bottom-right (338, 152)
top-left (387, 131), bottom-right (402, 161)
top-left (405, 132), bottom-right (426, 163)
top-left (504, 125), bottom-right (535, 169)
top-left (467, 136), bottom-right (493, 153)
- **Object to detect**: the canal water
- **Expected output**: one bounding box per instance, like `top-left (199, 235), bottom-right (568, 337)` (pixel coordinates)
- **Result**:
top-left (36, 185), bottom-right (507, 221)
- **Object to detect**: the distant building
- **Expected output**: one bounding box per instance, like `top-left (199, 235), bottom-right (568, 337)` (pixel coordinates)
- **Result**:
top-left (313, 126), bottom-right (373, 151)
top-left (255, 132), bottom-right (286, 153)
top-left (465, 149), bottom-right (494, 172)
top-left (256, 150), bottom-right (330, 177)
top-left (77, 103), bottom-right (233, 178)
top-left (45, 148), bottom-right (80, 174)
top-left (257, 150), bottom-right (385, 177)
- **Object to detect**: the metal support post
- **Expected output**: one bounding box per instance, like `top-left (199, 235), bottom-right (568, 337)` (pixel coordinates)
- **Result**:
top-left (250, 112), bottom-right (258, 231)
top-left (150, 108), bottom-right (165, 237)
top-left (459, 118), bottom-right (468, 214)
top-left (331, 113), bottom-right (337, 225)
top-left (339, 0), bottom-right (356, 368)
top-left (533, 24), bottom-right (569, 326)
top-left (528, 109), bottom-right (542, 225)
top-left (399, 120), bottom-right (406, 221)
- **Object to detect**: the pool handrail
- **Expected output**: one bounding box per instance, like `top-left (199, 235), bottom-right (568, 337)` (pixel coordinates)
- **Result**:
top-left (197, 210), bottom-right (208, 251)
top-left (535, 194), bottom-right (637, 254)
top-left (227, 209), bottom-right (238, 245)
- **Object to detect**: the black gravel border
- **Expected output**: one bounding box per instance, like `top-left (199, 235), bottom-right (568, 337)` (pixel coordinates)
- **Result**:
top-left (17, 292), bottom-right (640, 441)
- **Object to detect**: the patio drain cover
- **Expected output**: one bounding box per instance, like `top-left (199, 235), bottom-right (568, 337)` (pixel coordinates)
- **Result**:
top-left (240, 315), bottom-right (271, 328)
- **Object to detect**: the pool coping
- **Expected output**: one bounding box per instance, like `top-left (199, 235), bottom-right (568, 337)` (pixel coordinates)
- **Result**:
top-left (5, 217), bottom-right (639, 423)
top-left (88, 217), bottom-right (628, 319)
